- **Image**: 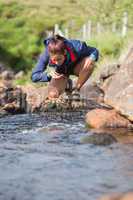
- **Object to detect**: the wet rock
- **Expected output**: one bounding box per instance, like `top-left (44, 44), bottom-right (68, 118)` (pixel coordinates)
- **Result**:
top-left (82, 128), bottom-right (133, 145)
top-left (41, 92), bottom-right (98, 112)
top-left (99, 192), bottom-right (133, 200)
top-left (16, 84), bottom-right (91, 113)
top-left (103, 128), bottom-right (133, 144)
top-left (3, 101), bottom-right (21, 114)
top-left (43, 101), bottom-right (57, 112)
top-left (85, 109), bottom-right (133, 129)
top-left (80, 133), bottom-right (117, 145)
top-left (0, 107), bottom-right (9, 118)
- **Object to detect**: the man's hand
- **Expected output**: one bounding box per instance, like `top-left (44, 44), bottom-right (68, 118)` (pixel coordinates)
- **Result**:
top-left (51, 71), bottom-right (65, 79)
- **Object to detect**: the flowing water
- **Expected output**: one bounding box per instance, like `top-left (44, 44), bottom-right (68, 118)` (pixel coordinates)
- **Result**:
top-left (0, 113), bottom-right (133, 200)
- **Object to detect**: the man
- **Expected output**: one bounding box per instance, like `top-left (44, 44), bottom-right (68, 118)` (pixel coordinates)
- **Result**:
top-left (31, 34), bottom-right (99, 99)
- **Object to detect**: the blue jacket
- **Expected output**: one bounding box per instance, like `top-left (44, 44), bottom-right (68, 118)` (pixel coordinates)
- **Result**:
top-left (31, 37), bottom-right (99, 82)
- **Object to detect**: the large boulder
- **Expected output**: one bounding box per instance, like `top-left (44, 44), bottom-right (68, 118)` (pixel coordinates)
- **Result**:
top-left (73, 78), bottom-right (104, 103)
top-left (103, 47), bottom-right (133, 122)
top-left (80, 82), bottom-right (104, 103)
top-left (85, 108), bottom-right (133, 129)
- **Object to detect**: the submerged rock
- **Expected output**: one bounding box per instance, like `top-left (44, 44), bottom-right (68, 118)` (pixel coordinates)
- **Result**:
top-left (80, 133), bottom-right (117, 145)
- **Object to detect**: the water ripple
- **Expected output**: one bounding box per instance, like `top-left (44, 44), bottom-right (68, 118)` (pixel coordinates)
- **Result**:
top-left (0, 114), bottom-right (133, 200)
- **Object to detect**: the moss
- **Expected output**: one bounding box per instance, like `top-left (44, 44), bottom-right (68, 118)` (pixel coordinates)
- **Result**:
top-left (85, 122), bottom-right (94, 129)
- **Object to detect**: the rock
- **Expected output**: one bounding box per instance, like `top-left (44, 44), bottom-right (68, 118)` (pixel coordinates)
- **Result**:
top-left (0, 107), bottom-right (9, 118)
top-left (80, 82), bottom-right (104, 103)
top-left (103, 47), bottom-right (133, 122)
top-left (0, 82), bottom-right (26, 114)
top-left (83, 128), bottom-right (133, 144)
top-left (80, 133), bottom-right (117, 145)
top-left (0, 81), bottom-right (13, 106)
top-left (100, 76), bottom-right (114, 93)
top-left (16, 79), bottom-right (105, 113)
top-left (85, 109), bottom-right (133, 129)
top-left (15, 71), bottom-right (24, 79)
top-left (0, 70), bottom-right (14, 80)
top-left (41, 91), bottom-right (106, 112)
top-left (3, 102), bottom-right (21, 114)
top-left (99, 63), bottom-right (120, 86)
top-left (119, 45), bottom-right (133, 66)
top-left (99, 192), bottom-right (133, 200)
top-left (115, 130), bottom-right (133, 144)
top-left (72, 79), bottom-right (104, 103)
top-left (21, 84), bottom-right (48, 113)
top-left (0, 79), bottom-right (13, 89)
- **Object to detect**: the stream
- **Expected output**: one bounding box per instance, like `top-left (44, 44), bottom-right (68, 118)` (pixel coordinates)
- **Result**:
top-left (0, 113), bottom-right (133, 200)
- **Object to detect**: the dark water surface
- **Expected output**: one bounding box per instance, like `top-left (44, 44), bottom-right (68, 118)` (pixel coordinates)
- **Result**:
top-left (0, 113), bottom-right (133, 200)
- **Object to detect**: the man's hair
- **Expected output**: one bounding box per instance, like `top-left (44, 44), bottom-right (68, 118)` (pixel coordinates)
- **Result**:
top-left (48, 34), bottom-right (66, 54)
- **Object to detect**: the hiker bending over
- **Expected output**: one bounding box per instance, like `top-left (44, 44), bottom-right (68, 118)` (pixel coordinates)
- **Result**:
top-left (31, 34), bottom-right (99, 99)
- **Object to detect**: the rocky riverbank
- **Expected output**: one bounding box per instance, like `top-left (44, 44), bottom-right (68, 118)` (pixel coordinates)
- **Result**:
top-left (0, 46), bottom-right (133, 134)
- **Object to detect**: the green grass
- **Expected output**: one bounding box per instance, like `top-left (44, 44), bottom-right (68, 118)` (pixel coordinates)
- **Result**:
top-left (88, 32), bottom-right (124, 58)
top-left (89, 30), bottom-right (133, 81)
top-left (0, 0), bottom-right (133, 82)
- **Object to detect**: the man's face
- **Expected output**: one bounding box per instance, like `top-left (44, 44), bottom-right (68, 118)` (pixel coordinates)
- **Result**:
top-left (50, 53), bottom-right (66, 66)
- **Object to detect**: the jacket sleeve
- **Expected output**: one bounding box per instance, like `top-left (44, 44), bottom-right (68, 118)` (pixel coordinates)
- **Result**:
top-left (89, 47), bottom-right (99, 62)
top-left (31, 48), bottom-right (51, 82)
top-left (82, 41), bottom-right (99, 62)
top-left (69, 40), bottom-right (99, 62)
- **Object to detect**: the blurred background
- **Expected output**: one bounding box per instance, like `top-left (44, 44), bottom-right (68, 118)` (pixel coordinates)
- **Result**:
top-left (0, 0), bottom-right (133, 84)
